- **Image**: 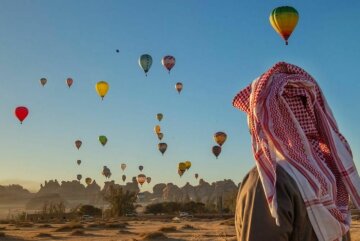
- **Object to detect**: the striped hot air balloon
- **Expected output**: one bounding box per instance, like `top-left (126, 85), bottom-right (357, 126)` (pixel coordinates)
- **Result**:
top-left (269, 6), bottom-right (299, 45)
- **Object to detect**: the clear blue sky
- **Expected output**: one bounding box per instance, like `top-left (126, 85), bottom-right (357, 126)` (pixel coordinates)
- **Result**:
top-left (0, 0), bottom-right (359, 192)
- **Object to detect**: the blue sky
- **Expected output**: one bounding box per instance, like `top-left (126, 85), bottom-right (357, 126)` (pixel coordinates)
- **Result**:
top-left (0, 1), bottom-right (359, 192)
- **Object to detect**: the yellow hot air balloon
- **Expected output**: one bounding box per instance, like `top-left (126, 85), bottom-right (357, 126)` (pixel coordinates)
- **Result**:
top-left (178, 162), bottom-right (187, 172)
top-left (214, 132), bottom-right (227, 146)
top-left (137, 174), bottom-right (146, 186)
top-left (269, 6), bottom-right (299, 45)
top-left (154, 125), bottom-right (161, 134)
top-left (185, 161), bottom-right (191, 170)
top-left (95, 81), bottom-right (109, 100)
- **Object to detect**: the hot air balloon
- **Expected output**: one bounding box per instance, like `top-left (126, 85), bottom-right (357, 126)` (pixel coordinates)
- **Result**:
top-left (157, 133), bottom-right (164, 141)
top-left (139, 165), bottom-right (144, 172)
top-left (77, 160), bottom-right (81, 165)
top-left (116, 49), bottom-right (120, 53)
top-left (99, 135), bottom-right (108, 146)
top-left (178, 162), bottom-right (187, 172)
top-left (185, 161), bottom-right (191, 170)
top-left (212, 145), bottom-right (222, 159)
top-left (161, 55), bottom-right (175, 74)
top-left (146, 177), bottom-right (151, 184)
top-left (85, 177), bottom-right (92, 185)
top-left (77, 174), bottom-right (82, 181)
top-left (175, 82), bottom-right (183, 94)
top-left (75, 140), bottom-right (82, 150)
top-left (15, 106), bottom-right (29, 124)
top-left (154, 125), bottom-right (161, 134)
top-left (40, 78), bottom-right (47, 87)
top-left (139, 54), bottom-right (153, 76)
top-left (195, 173), bottom-right (199, 179)
top-left (122, 174), bottom-right (126, 182)
top-left (156, 113), bottom-right (163, 122)
top-left (214, 132), bottom-right (227, 146)
top-left (132, 176), bottom-right (137, 182)
top-left (178, 169), bottom-right (184, 177)
top-left (137, 174), bottom-right (146, 186)
top-left (102, 166), bottom-right (112, 178)
top-left (158, 143), bottom-right (168, 155)
top-left (66, 78), bottom-right (73, 88)
top-left (121, 163), bottom-right (127, 171)
top-left (95, 81), bottom-right (109, 100)
top-left (269, 6), bottom-right (299, 45)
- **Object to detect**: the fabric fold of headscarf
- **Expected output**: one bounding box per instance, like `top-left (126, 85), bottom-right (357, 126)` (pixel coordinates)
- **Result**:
top-left (233, 62), bottom-right (360, 241)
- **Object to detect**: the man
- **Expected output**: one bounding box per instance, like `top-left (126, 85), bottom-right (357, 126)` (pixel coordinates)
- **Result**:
top-left (232, 62), bottom-right (360, 241)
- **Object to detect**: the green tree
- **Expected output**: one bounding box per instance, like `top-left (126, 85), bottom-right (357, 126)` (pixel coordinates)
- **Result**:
top-left (103, 186), bottom-right (137, 217)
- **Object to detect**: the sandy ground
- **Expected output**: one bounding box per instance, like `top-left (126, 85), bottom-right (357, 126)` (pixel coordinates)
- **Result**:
top-left (0, 219), bottom-right (359, 241)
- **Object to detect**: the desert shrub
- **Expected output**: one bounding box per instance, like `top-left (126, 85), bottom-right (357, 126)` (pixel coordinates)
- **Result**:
top-left (145, 201), bottom-right (209, 214)
top-left (181, 224), bottom-right (196, 230)
top-left (70, 229), bottom-right (85, 236)
top-left (78, 205), bottom-right (102, 217)
top-left (140, 231), bottom-right (167, 240)
top-left (35, 232), bottom-right (53, 238)
top-left (0, 231), bottom-right (5, 237)
top-left (103, 186), bottom-right (137, 217)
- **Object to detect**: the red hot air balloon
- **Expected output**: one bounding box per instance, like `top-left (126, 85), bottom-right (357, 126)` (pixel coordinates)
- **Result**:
top-left (161, 55), bottom-right (176, 74)
top-left (66, 78), bottom-right (73, 88)
top-left (15, 106), bottom-right (29, 124)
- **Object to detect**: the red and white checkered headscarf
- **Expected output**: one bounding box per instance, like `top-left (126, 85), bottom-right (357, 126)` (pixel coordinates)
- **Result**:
top-left (233, 62), bottom-right (360, 241)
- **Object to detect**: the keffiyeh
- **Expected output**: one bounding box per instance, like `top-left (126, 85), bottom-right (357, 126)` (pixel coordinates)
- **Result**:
top-left (233, 62), bottom-right (360, 241)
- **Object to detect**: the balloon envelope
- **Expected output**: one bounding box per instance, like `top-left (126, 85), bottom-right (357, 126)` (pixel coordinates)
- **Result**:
top-left (15, 106), bottom-right (29, 124)
top-left (66, 78), bottom-right (73, 88)
top-left (77, 174), bottom-right (82, 181)
top-left (122, 175), bottom-right (126, 182)
top-left (40, 78), bottom-right (47, 86)
top-left (178, 162), bottom-right (187, 172)
top-left (121, 163), bottom-right (127, 171)
top-left (102, 166), bottom-right (112, 178)
top-left (95, 81), bottom-right (109, 100)
top-left (99, 135), bottom-right (108, 146)
top-left (139, 54), bottom-right (153, 75)
top-left (195, 173), bottom-right (199, 179)
top-left (77, 160), bottom-right (81, 165)
top-left (139, 165), bottom-right (144, 172)
top-left (158, 143), bottom-right (168, 155)
top-left (146, 177), bottom-right (151, 184)
top-left (75, 140), bottom-right (82, 150)
top-left (85, 177), bottom-right (92, 185)
top-left (212, 145), bottom-right (222, 159)
top-left (214, 132), bottom-right (227, 146)
top-left (156, 113), bottom-right (163, 122)
top-left (161, 55), bottom-right (176, 73)
top-left (269, 6), bottom-right (299, 45)
top-left (157, 133), bottom-right (164, 141)
top-left (137, 174), bottom-right (146, 186)
top-left (154, 125), bottom-right (161, 134)
top-left (175, 82), bottom-right (183, 94)
top-left (185, 161), bottom-right (191, 170)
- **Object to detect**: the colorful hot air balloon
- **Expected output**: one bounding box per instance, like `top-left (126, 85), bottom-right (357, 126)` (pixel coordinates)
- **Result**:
top-left (139, 165), bottom-right (144, 172)
top-left (162, 55), bottom-right (176, 74)
top-left (269, 6), bottom-right (299, 45)
top-left (212, 145), bottom-right (222, 159)
top-left (154, 125), bottom-right (161, 134)
top-left (185, 161), bottom-right (191, 170)
top-left (15, 106), bottom-right (29, 124)
top-left (137, 174), bottom-right (146, 186)
top-left (146, 177), bottom-right (151, 184)
top-left (95, 81), bottom-right (109, 100)
top-left (99, 135), bottom-right (108, 146)
top-left (195, 173), bottom-right (199, 179)
top-left (85, 177), bottom-right (92, 185)
top-left (40, 78), bottom-right (47, 87)
top-left (139, 54), bottom-right (153, 76)
top-left (77, 160), bottom-right (81, 165)
top-left (121, 163), bottom-right (127, 171)
top-left (214, 132), bottom-right (227, 146)
top-left (122, 174), bottom-right (126, 182)
top-left (75, 140), bottom-right (82, 150)
top-left (77, 174), bottom-right (82, 181)
top-left (158, 143), bottom-right (168, 155)
top-left (156, 113), bottom-right (163, 122)
top-left (157, 133), bottom-right (164, 141)
top-left (66, 78), bottom-right (73, 88)
top-left (175, 82), bottom-right (183, 94)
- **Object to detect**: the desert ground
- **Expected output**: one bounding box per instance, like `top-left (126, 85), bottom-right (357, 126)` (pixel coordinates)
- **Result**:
top-left (0, 218), bottom-right (359, 241)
